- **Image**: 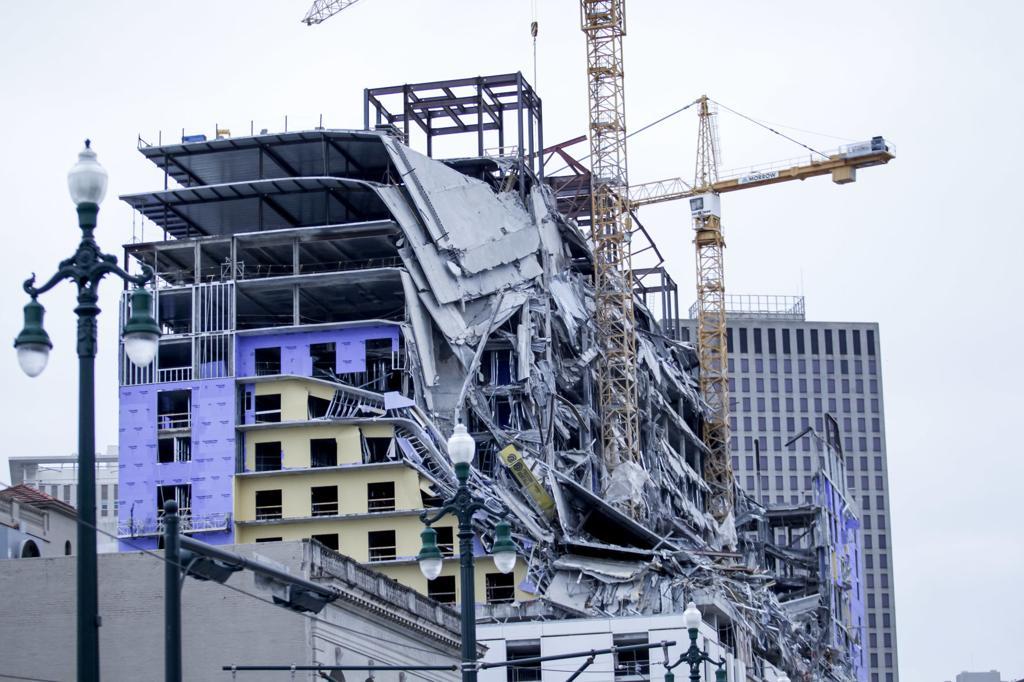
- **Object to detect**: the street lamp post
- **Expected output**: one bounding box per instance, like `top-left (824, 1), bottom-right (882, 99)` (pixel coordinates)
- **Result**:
top-left (14, 141), bottom-right (160, 682)
top-left (664, 602), bottom-right (731, 682)
top-left (417, 423), bottom-right (517, 682)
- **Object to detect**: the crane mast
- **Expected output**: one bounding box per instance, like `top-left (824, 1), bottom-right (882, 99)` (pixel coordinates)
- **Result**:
top-left (580, 0), bottom-right (640, 474)
top-left (692, 96), bottom-right (734, 522)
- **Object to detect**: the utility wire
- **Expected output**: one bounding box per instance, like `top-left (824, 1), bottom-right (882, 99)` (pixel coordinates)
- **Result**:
top-left (708, 97), bottom-right (830, 160)
top-left (0, 673), bottom-right (65, 682)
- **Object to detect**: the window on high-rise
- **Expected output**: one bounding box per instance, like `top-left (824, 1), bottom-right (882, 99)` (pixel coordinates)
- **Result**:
top-left (810, 329), bottom-right (819, 354)
top-left (368, 530), bottom-right (397, 562)
top-left (255, 442), bottom-right (282, 472)
top-left (853, 330), bottom-right (862, 355)
top-left (311, 533), bottom-right (339, 551)
top-left (428, 576), bottom-right (457, 605)
top-left (254, 394), bottom-right (282, 423)
top-left (796, 329), bottom-right (805, 354)
top-left (310, 438), bottom-right (338, 468)
top-left (311, 486), bottom-right (339, 517)
top-left (367, 481), bottom-right (396, 512)
top-left (753, 328), bottom-right (763, 353)
top-left (726, 328), bottom-right (734, 353)
top-left (255, 490), bottom-right (282, 520)
top-left (485, 572), bottom-right (516, 604)
top-left (310, 342), bottom-right (336, 376)
top-left (839, 330), bottom-right (848, 354)
top-left (767, 328), bottom-right (777, 353)
top-left (739, 328), bottom-right (748, 353)
top-left (866, 330), bottom-right (876, 355)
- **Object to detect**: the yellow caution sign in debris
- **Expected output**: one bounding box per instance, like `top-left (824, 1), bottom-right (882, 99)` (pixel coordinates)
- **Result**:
top-left (498, 445), bottom-right (556, 520)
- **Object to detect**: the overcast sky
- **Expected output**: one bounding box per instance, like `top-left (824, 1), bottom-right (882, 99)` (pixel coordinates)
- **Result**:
top-left (1, 2), bottom-right (1021, 680)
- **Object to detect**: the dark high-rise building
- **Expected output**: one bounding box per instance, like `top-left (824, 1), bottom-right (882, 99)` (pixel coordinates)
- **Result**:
top-left (682, 295), bottom-right (899, 682)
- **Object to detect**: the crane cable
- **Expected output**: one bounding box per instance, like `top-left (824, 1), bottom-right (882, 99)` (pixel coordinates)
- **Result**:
top-left (708, 97), bottom-right (830, 160)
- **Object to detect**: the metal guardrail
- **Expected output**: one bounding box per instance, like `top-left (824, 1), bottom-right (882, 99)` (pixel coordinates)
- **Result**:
top-left (254, 506), bottom-right (283, 521)
top-left (157, 412), bottom-right (191, 430)
top-left (117, 511), bottom-right (231, 538)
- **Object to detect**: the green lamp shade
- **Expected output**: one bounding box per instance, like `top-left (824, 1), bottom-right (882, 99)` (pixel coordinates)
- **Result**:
top-left (122, 287), bottom-right (160, 367)
top-left (14, 299), bottom-right (52, 378)
top-left (491, 520), bottom-right (516, 574)
top-left (417, 527), bottom-right (443, 581)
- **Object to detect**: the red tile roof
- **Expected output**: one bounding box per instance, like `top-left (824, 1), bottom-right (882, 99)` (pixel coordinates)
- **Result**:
top-left (0, 484), bottom-right (78, 517)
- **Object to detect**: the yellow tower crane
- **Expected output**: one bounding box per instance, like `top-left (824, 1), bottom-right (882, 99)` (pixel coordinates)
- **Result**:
top-left (631, 96), bottom-right (895, 525)
top-left (304, 0), bottom-right (642, 481)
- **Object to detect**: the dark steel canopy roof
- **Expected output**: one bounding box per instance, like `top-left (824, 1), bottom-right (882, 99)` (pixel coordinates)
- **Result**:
top-left (121, 177), bottom-right (391, 239)
top-left (137, 129), bottom-right (394, 187)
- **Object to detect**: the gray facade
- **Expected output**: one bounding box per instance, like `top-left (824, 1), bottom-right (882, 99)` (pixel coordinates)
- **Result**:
top-left (0, 540), bottom-right (461, 681)
top-left (681, 305), bottom-right (899, 682)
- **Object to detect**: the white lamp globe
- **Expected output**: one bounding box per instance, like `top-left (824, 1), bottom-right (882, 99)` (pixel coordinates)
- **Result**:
top-left (67, 140), bottom-right (108, 206)
top-left (683, 601), bottom-right (702, 630)
top-left (419, 556), bottom-right (443, 581)
top-left (447, 423), bottom-right (475, 466)
top-left (17, 344), bottom-right (50, 378)
top-left (123, 332), bottom-right (159, 368)
top-left (493, 549), bottom-right (516, 575)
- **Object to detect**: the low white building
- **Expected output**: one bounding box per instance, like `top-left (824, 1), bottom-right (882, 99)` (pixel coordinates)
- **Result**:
top-left (477, 602), bottom-right (789, 682)
top-left (8, 446), bottom-right (119, 552)
top-left (0, 539), bottom-right (462, 681)
top-left (0, 484), bottom-right (78, 558)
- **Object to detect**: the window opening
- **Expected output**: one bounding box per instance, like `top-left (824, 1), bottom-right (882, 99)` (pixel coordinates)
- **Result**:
top-left (506, 639), bottom-right (542, 681)
top-left (157, 484), bottom-right (192, 520)
top-left (428, 576), bottom-right (457, 605)
top-left (364, 436), bottom-right (393, 464)
top-left (367, 482), bottom-right (396, 512)
top-left (308, 395), bottom-right (330, 419)
top-left (157, 389), bottom-right (191, 431)
top-left (367, 530), bottom-right (396, 562)
top-left (254, 347), bottom-right (281, 376)
top-left (310, 342), bottom-right (336, 377)
top-left (255, 537), bottom-right (283, 543)
top-left (484, 572), bottom-right (515, 604)
top-left (435, 526), bottom-right (455, 557)
top-left (311, 486), bottom-right (339, 516)
top-left (310, 438), bottom-right (338, 468)
top-left (255, 490), bottom-right (283, 520)
top-left (311, 533), bottom-right (339, 551)
top-left (254, 394), bottom-right (282, 423)
top-left (255, 442), bottom-right (282, 472)
top-left (613, 633), bottom-right (650, 680)
top-left (158, 435), bottom-right (192, 464)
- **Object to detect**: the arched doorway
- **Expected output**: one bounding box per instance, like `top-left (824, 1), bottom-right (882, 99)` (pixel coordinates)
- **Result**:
top-left (20, 540), bottom-right (40, 558)
top-left (64, 540), bottom-right (72, 556)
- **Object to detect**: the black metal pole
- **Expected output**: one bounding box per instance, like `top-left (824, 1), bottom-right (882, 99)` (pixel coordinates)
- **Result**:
top-left (74, 209), bottom-right (101, 682)
top-left (457, 478), bottom-right (477, 682)
top-left (164, 500), bottom-right (182, 682)
top-left (688, 627), bottom-right (701, 682)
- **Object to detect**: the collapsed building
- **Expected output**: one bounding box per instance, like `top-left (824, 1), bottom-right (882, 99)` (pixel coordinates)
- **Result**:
top-left (115, 73), bottom-right (863, 680)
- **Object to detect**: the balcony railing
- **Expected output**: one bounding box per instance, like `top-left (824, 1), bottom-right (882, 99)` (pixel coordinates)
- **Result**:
top-left (157, 366), bottom-right (193, 383)
top-left (157, 412), bottom-right (191, 430)
top-left (368, 545), bottom-right (397, 562)
top-left (254, 362), bottom-right (280, 376)
top-left (367, 496), bottom-right (396, 512)
top-left (255, 505), bottom-right (283, 521)
top-left (311, 501), bottom-right (338, 517)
